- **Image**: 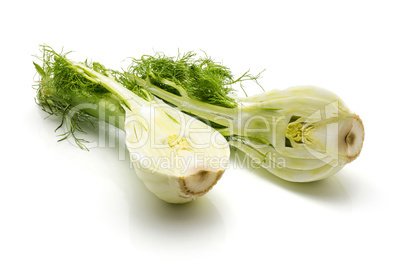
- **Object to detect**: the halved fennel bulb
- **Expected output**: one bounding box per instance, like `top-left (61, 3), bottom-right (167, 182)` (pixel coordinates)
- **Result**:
top-left (228, 86), bottom-right (364, 182)
top-left (34, 47), bottom-right (230, 204)
top-left (133, 77), bottom-right (364, 182)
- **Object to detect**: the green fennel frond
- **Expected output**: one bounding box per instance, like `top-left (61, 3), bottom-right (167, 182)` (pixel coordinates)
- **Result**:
top-left (33, 45), bottom-right (150, 149)
top-left (127, 51), bottom-right (263, 108)
top-left (32, 46), bottom-right (104, 149)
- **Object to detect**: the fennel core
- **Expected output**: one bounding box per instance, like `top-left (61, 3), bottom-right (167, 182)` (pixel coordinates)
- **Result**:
top-left (33, 46), bottom-right (230, 204)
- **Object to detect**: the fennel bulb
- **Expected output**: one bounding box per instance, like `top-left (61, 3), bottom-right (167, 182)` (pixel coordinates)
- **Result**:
top-left (33, 46), bottom-right (229, 203)
top-left (123, 53), bottom-right (364, 182)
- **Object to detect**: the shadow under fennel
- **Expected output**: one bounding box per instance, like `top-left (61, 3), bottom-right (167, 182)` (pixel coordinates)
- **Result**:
top-left (229, 147), bottom-right (352, 207)
top-left (62, 118), bottom-right (227, 247)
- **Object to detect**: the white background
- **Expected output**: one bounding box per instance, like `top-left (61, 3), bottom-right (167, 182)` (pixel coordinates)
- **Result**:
top-left (1, 0), bottom-right (401, 268)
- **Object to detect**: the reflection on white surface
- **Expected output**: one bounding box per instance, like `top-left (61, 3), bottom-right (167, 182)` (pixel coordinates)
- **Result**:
top-left (129, 197), bottom-right (225, 252)
top-left (231, 150), bottom-right (352, 208)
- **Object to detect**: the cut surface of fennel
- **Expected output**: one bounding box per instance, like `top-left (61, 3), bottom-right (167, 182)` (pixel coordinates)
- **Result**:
top-left (121, 99), bottom-right (229, 203)
top-left (34, 49), bottom-right (230, 203)
top-left (131, 76), bottom-right (364, 182)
